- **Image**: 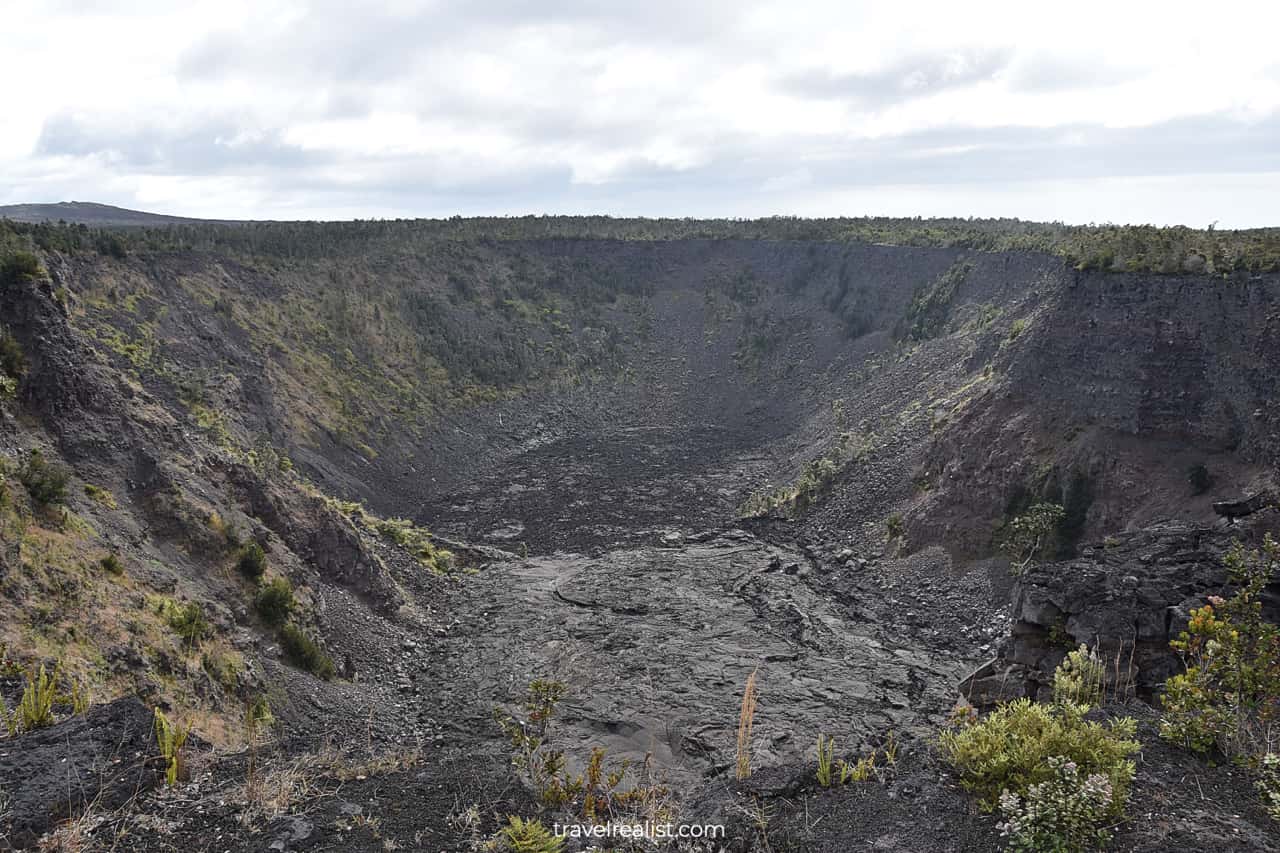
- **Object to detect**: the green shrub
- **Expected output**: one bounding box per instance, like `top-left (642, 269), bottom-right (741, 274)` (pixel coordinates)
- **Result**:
top-left (83, 483), bottom-right (118, 509)
top-left (0, 251), bottom-right (45, 284)
top-left (237, 541), bottom-right (267, 580)
top-left (201, 649), bottom-right (240, 692)
top-left (0, 332), bottom-right (25, 380)
top-left (998, 755), bottom-right (1116, 852)
top-left (494, 679), bottom-right (571, 807)
top-left (18, 449), bottom-right (70, 506)
top-left (938, 699), bottom-right (1138, 814)
top-left (1160, 536), bottom-right (1280, 757)
top-left (1259, 753), bottom-right (1280, 822)
top-left (254, 577), bottom-right (295, 627)
top-left (1000, 503), bottom-right (1065, 575)
top-left (279, 623), bottom-right (335, 679)
top-left (100, 552), bottom-right (125, 575)
top-left (885, 513), bottom-right (905, 540)
top-left (164, 600), bottom-right (210, 646)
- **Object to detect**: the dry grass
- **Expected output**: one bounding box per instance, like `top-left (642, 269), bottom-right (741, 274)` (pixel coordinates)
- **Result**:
top-left (238, 736), bottom-right (424, 825)
top-left (736, 668), bottom-right (759, 781)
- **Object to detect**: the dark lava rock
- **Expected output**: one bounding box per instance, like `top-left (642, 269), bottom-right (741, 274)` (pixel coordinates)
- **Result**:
top-left (965, 519), bottom-right (1280, 706)
top-left (0, 697), bottom-right (160, 848)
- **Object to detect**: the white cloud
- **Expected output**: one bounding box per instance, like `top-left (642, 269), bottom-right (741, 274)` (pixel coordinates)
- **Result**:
top-left (2, 0), bottom-right (1278, 224)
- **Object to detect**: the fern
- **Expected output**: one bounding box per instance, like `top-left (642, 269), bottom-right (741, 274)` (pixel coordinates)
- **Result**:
top-left (496, 816), bottom-right (564, 853)
top-left (154, 709), bottom-right (190, 786)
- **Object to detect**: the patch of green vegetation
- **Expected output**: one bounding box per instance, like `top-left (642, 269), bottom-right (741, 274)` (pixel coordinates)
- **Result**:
top-left (154, 709), bottom-right (190, 786)
top-left (999, 503), bottom-right (1065, 575)
top-left (939, 698), bottom-right (1138, 815)
top-left (10, 216), bottom-right (1279, 274)
top-left (254, 576), bottom-right (295, 627)
top-left (494, 679), bottom-right (665, 821)
top-left (0, 250), bottom-right (46, 283)
top-left (816, 731), bottom-right (894, 787)
top-left (490, 816), bottom-right (564, 853)
top-left (2, 660), bottom-right (89, 736)
top-left (0, 331), bottom-right (27, 382)
top-left (99, 552), bottom-right (125, 576)
top-left (18, 449), bottom-right (70, 507)
top-left (897, 259), bottom-right (972, 341)
top-left (740, 431), bottom-right (872, 518)
top-left (154, 598), bottom-right (211, 647)
top-left (189, 403), bottom-right (235, 449)
top-left (200, 648), bottom-right (241, 693)
top-left (1160, 536), bottom-right (1279, 758)
top-left (352, 511), bottom-right (454, 574)
top-left (83, 483), bottom-right (118, 509)
top-left (279, 622), bottom-right (335, 679)
top-left (237, 541), bottom-right (267, 580)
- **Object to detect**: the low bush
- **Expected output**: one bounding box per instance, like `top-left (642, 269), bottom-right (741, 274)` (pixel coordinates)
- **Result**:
top-left (18, 449), bottom-right (70, 506)
top-left (83, 483), bottom-right (117, 509)
top-left (100, 552), bottom-right (125, 575)
top-left (1159, 536), bottom-right (1280, 758)
top-left (200, 649), bottom-right (240, 692)
top-left (0, 332), bottom-right (25, 380)
top-left (237, 541), bottom-right (267, 580)
top-left (161, 600), bottom-right (210, 646)
top-left (279, 623), bottom-right (335, 679)
top-left (999, 502), bottom-right (1065, 575)
top-left (255, 577), bottom-right (295, 627)
top-left (0, 251), bottom-right (44, 284)
top-left (939, 698), bottom-right (1138, 815)
top-left (998, 755), bottom-right (1116, 852)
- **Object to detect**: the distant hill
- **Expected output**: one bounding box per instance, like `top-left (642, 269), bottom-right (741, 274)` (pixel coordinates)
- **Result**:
top-left (0, 201), bottom-right (231, 226)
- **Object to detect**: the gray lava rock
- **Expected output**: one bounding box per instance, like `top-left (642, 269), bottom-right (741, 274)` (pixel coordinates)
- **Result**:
top-left (967, 520), bottom-right (1280, 705)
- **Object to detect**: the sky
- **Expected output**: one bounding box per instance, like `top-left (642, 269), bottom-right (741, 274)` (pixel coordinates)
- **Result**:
top-left (3, 0), bottom-right (1279, 225)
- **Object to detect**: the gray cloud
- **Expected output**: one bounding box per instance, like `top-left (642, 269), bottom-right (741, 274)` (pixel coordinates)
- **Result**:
top-left (36, 115), bottom-right (320, 174)
top-left (7, 0), bottom-right (1280, 224)
top-left (784, 49), bottom-right (1013, 104)
top-left (1003, 54), bottom-right (1144, 93)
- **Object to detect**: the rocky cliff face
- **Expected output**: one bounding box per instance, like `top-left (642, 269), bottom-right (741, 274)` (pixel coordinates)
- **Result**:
top-left (964, 514), bottom-right (1280, 707)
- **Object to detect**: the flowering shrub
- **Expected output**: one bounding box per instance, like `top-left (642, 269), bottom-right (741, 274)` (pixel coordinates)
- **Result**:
top-left (1053, 645), bottom-right (1105, 708)
top-left (938, 698), bottom-right (1138, 814)
top-left (998, 756), bottom-right (1115, 852)
top-left (1160, 536), bottom-right (1280, 758)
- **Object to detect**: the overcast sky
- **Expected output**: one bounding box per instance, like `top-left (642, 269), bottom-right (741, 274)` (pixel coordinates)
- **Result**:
top-left (4, 0), bottom-right (1279, 225)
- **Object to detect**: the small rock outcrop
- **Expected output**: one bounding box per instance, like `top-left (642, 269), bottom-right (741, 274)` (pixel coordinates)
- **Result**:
top-left (963, 518), bottom-right (1280, 706)
top-left (0, 697), bottom-right (160, 848)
